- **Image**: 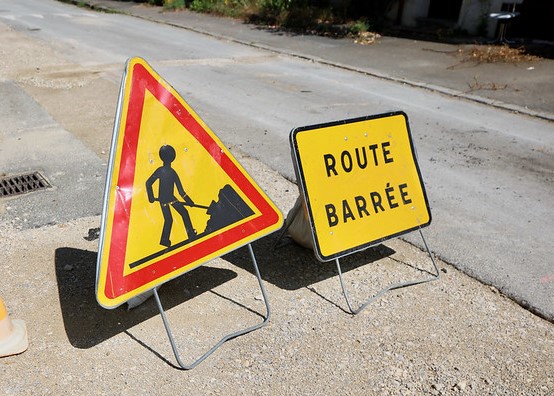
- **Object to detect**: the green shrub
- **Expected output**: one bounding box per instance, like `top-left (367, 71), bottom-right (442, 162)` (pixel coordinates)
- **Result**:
top-left (164, 0), bottom-right (186, 9)
top-left (188, 0), bottom-right (253, 17)
top-left (254, 0), bottom-right (289, 24)
top-left (349, 19), bottom-right (370, 35)
top-left (117, 0), bottom-right (383, 40)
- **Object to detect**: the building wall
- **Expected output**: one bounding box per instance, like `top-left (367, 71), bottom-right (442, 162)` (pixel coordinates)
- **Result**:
top-left (388, 0), bottom-right (524, 37)
top-left (458, 0), bottom-right (491, 35)
top-left (387, 0), bottom-right (430, 27)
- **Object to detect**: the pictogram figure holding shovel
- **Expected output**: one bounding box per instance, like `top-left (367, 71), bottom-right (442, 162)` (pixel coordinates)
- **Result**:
top-left (146, 145), bottom-right (198, 247)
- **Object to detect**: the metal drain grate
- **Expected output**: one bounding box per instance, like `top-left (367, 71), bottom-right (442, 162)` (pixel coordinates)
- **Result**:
top-left (0, 171), bottom-right (51, 198)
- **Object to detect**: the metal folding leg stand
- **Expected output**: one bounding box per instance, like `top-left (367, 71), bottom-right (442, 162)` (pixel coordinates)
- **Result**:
top-left (153, 243), bottom-right (271, 369)
top-left (336, 228), bottom-right (440, 315)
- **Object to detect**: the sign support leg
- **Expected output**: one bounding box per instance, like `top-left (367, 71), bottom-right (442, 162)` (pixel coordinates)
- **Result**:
top-left (336, 229), bottom-right (440, 315)
top-left (153, 243), bottom-right (271, 369)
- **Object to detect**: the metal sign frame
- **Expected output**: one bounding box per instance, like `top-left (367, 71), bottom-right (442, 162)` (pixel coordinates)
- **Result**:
top-left (96, 57), bottom-right (282, 367)
top-left (290, 111), bottom-right (431, 262)
top-left (289, 112), bottom-right (438, 314)
top-left (155, 244), bottom-right (270, 370)
top-left (96, 57), bottom-right (283, 309)
top-left (335, 229), bottom-right (439, 314)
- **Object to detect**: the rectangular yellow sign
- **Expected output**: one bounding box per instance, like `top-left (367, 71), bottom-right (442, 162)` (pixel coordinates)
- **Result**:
top-left (290, 112), bottom-right (431, 261)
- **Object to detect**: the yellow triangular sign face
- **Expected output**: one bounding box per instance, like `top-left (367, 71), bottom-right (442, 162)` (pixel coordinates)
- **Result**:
top-left (96, 58), bottom-right (283, 308)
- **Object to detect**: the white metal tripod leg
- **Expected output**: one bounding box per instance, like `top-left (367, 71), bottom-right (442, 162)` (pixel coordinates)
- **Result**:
top-left (336, 229), bottom-right (440, 315)
top-left (154, 243), bottom-right (271, 369)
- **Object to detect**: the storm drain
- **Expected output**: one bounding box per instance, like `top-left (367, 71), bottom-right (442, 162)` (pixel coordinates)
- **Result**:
top-left (0, 171), bottom-right (51, 198)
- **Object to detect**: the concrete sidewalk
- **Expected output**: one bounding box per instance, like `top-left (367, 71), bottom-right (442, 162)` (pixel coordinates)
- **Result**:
top-left (81, 0), bottom-right (554, 121)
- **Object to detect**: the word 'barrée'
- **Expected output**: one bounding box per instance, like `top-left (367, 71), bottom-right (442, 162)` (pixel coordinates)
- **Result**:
top-left (320, 140), bottom-right (414, 228)
top-left (325, 183), bottom-right (412, 227)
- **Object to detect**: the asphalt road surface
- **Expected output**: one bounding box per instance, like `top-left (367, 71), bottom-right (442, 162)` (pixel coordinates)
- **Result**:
top-left (0, 0), bottom-right (552, 326)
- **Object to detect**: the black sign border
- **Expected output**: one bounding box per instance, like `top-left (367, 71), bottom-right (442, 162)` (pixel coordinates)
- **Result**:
top-left (290, 111), bottom-right (432, 262)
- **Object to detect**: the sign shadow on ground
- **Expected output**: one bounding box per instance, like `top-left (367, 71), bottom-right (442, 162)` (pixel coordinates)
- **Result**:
top-left (222, 230), bottom-right (397, 291)
top-left (55, 247), bottom-right (237, 349)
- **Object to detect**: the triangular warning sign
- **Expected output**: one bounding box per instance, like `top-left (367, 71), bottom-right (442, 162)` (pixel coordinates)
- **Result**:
top-left (96, 57), bottom-right (283, 309)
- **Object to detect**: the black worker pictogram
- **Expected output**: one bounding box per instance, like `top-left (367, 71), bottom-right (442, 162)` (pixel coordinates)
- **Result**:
top-left (145, 144), bottom-right (198, 247)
